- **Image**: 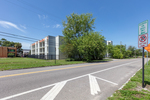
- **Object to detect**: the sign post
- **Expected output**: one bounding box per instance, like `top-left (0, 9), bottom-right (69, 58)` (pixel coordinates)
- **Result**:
top-left (138, 20), bottom-right (148, 88)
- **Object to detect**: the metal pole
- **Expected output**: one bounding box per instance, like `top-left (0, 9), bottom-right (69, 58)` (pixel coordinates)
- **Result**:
top-left (147, 51), bottom-right (148, 65)
top-left (142, 47), bottom-right (144, 88)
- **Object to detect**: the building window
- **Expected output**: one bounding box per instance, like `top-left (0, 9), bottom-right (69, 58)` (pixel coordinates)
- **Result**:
top-left (8, 49), bottom-right (15, 52)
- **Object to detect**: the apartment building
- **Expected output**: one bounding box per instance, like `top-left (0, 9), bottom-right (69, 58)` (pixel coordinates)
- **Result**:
top-left (31, 35), bottom-right (66, 59)
top-left (56, 36), bottom-right (66, 59)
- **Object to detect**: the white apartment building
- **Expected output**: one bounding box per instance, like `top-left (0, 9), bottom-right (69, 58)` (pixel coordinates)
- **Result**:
top-left (31, 35), bottom-right (66, 60)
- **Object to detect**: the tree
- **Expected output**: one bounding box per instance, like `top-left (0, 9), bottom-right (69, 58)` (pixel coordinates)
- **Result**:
top-left (113, 47), bottom-right (123, 59)
top-left (135, 49), bottom-right (142, 57)
top-left (127, 46), bottom-right (136, 57)
top-left (78, 32), bottom-right (106, 61)
top-left (61, 13), bottom-right (96, 59)
top-left (107, 44), bottom-right (114, 58)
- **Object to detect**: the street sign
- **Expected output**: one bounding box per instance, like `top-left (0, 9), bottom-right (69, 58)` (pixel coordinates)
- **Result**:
top-left (139, 20), bottom-right (148, 36)
top-left (138, 33), bottom-right (148, 48)
top-left (138, 20), bottom-right (149, 88)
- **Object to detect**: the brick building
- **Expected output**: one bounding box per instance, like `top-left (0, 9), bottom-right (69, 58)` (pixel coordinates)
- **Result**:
top-left (0, 47), bottom-right (17, 57)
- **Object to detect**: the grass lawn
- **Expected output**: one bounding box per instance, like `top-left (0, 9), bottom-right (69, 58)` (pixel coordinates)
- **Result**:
top-left (0, 57), bottom-right (112, 71)
top-left (108, 61), bottom-right (150, 100)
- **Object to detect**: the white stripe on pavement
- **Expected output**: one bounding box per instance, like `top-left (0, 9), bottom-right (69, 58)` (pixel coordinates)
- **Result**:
top-left (0, 60), bottom-right (139, 100)
top-left (89, 75), bottom-right (100, 95)
top-left (95, 76), bottom-right (118, 85)
top-left (41, 81), bottom-right (66, 100)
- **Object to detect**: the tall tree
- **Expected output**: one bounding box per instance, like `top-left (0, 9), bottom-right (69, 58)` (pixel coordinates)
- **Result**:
top-left (127, 46), bottom-right (136, 57)
top-left (61, 13), bottom-right (95, 59)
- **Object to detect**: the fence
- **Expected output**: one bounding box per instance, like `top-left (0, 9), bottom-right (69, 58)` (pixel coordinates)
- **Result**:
top-left (28, 55), bottom-right (57, 60)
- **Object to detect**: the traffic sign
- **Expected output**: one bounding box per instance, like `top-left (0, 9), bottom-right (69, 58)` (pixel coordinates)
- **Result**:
top-left (138, 20), bottom-right (148, 88)
top-left (139, 20), bottom-right (148, 36)
top-left (138, 33), bottom-right (148, 48)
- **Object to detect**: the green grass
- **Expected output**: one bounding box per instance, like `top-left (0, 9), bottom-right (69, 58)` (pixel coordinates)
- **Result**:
top-left (0, 57), bottom-right (112, 71)
top-left (108, 61), bottom-right (150, 100)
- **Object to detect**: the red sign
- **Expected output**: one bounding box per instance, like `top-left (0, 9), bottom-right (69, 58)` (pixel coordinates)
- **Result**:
top-left (138, 33), bottom-right (148, 48)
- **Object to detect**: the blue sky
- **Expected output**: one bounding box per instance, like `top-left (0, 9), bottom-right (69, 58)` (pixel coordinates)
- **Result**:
top-left (0, 0), bottom-right (150, 49)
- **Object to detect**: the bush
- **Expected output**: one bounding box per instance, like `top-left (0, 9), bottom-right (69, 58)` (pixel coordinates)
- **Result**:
top-left (65, 58), bottom-right (75, 61)
top-left (8, 53), bottom-right (15, 57)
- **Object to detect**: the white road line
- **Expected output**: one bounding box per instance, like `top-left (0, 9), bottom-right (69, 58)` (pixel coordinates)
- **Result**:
top-left (0, 60), bottom-right (138, 100)
top-left (89, 75), bottom-right (94, 95)
top-left (94, 76), bottom-right (118, 85)
top-left (89, 75), bottom-right (100, 95)
top-left (92, 75), bottom-right (101, 93)
top-left (41, 81), bottom-right (66, 100)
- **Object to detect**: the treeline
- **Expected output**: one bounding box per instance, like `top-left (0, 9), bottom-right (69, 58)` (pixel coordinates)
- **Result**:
top-left (0, 38), bottom-right (22, 48)
top-left (107, 44), bottom-right (142, 59)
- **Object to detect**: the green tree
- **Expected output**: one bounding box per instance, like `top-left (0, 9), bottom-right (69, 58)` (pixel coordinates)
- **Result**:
top-left (61, 13), bottom-right (95, 59)
top-left (78, 32), bottom-right (106, 61)
top-left (135, 49), bottom-right (142, 57)
top-left (107, 44), bottom-right (114, 58)
top-left (127, 46), bottom-right (136, 57)
top-left (113, 47), bottom-right (123, 59)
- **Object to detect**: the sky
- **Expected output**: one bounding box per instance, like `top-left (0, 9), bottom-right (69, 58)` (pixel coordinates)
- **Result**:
top-left (0, 0), bottom-right (150, 49)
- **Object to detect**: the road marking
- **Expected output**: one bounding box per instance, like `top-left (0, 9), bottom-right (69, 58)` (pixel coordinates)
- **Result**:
top-left (94, 76), bottom-right (118, 85)
top-left (89, 75), bottom-right (100, 95)
top-left (41, 81), bottom-right (66, 100)
top-left (0, 60), bottom-right (138, 100)
top-left (0, 63), bottom-right (104, 78)
top-left (0, 59), bottom-right (137, 78)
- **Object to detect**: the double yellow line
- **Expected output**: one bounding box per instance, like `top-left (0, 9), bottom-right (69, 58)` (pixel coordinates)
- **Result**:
top-left (0, 59), bottom-right (131, 78)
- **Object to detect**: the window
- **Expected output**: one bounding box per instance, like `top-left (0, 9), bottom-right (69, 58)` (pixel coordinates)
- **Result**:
top-left (8, 49), bottom-right (15, 52)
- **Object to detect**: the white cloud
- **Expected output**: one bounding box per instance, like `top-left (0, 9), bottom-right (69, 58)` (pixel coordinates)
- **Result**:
top-left (43, 23), bottom-right (50, 28)
top-left (21, 42), bottom-right (31, 49)
top-left (46, 25), bottom-right (50, 28)
top-left (53, 24), bottom-right (61, 28)
top-left (38, 14), bottom-right (41, 19)
top-left (43, 15), bottom-right (48, 19)
top-left (0, 20), bottom-right (25, 32)
top-left (38, 14), bottom-right (48, 19)
top-left (20, 25), bottom-right (26, 29)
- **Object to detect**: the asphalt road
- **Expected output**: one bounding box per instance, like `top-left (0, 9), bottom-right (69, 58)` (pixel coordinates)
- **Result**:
top-left (0, 58), bottom-right (147, 100)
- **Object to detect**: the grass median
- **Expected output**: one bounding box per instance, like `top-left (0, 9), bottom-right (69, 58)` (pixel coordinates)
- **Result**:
top-left (108, 61), bottom-right (150, 100)
top-left (0, 57), bottom-right (112, 71)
